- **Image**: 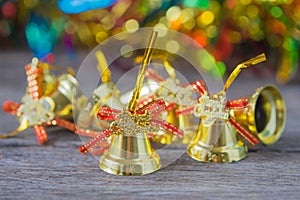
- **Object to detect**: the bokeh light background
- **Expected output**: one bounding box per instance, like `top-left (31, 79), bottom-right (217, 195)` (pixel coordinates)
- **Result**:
top-left (0, 0), bottom-right (300, 83)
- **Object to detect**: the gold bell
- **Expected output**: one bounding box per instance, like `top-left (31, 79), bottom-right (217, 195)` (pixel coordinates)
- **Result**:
top-left (153, 106), bottom-right (177, 144)
top-left (153, 105), bottom-right (197, 144)
top-left (233, 85), bottom-right (286, 145)
top-left (144, 57), bottom-right (197, 144)
top-left (100, 133), bottom-right (161, 175)
top-left (76, 82), bottom-right (123, 131)
top-left (177, 107), bottom-right (198, 143)
top-left (99, 31), bottom-right (161, 175)
top-left (187, 120), bottom-right (248, 163)
top-left (41, 74), bottom-right (87, 120)
top-left (187, 53), bottom-right (270, 163)
top-left (77, 50), bottom-right (123, 131)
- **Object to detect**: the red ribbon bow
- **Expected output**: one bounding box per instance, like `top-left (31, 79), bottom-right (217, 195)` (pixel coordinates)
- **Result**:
top-left (176, 84), bottom-right (260, 145)
top-left (2, 61), bottom-right (99, 143)
top-left (78, 99), bottom-right (184, 155)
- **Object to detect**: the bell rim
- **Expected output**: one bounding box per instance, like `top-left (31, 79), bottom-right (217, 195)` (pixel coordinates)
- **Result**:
top-left (252, 84), bottom-right (286, 145)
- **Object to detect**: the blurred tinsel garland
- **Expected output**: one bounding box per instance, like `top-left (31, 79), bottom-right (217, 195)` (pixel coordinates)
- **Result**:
top-left (0, 0), bottom-right (299, 83)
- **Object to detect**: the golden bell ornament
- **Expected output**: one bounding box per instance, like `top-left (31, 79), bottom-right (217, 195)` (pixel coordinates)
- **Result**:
top-left (99, 132), bottom-right (161, 175)
top-left (233, 85), bottom-right (286, 145)
top-left (101, 31), bottom-right (161, 175)
top-left (152, 105), bottom-right (177, 144)
top-left (79, 31), bottom-right (184, 175)
top-left (177, 107), bottom-right (198, 143)
top-left (187, 54), bottom-right (269, 163)
top-left (76, 82), bottom-right (123, 131)
top-left (77, 50), bottom-right (123, 131)
top-left (140, 57), bottom-right (198, 144)
top-left (1, 58), bottom-right (87, 143)
top-left (78, 31), bottom-right (163, 175)
top-left (187, 120), bottom-right (247, 163)
top-left (41, 74), bottom-right (87, 121)
top-left (153, 104), bottom-right (197, 144)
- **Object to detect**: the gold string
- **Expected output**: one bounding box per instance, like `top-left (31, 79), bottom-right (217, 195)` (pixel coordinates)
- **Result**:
top-left (135, 54), bottom-right (176, 79)
top-left (222, 53), bottom-right (266, 94)
top-left (128, 31), bottom-right (158, 112)
top-left (0, 121), bottom-right (28, 139)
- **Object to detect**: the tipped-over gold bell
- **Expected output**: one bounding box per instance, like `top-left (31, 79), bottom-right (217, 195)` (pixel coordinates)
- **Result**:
top-left (234, 85), bottom-right (286, 145)
top-left (100, 133), bottom-right (161, 176)
top-left (41, 74), bottom-right (86, 120)
top-left (187, 120), bottom-right (247, 163)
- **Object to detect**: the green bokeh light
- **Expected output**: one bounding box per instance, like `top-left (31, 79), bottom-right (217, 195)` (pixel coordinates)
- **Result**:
top-left (270, 6), bottom-right (283, 18)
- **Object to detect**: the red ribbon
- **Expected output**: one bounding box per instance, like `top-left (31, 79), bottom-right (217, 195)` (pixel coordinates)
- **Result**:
top-left (79, 99), bottom-right (184, 155)
top-left (78, 129), bottom-right (112, 154)
top-left (2, 101), bottom-right (21, 116)
top-left (2, 100), bottom-right (105, 143)
top-left (2, 60), bottom-right (104, 144)
top-left (146, 67), bottom-right (208, 96)
top-left (228, 117), bottom-right (259, 145)
top-left (146, 68), bottom-right (164, 83)
top-left (176, 85), bottom-right (259, 145)
top-left (226, 98), bottom-right (249, 110)
top-left (184, 80), bottom-right (208, 96)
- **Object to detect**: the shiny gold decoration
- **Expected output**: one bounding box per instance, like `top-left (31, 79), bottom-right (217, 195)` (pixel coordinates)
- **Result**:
top-left (187, 54), bottom-right (267, 163)
top-left (128, 32), bottom-right (158, 112)
top-left (234, 85), bottom-right (286, 145)
top-left (187, 120), bottom-right (248, 163)
top-left (41, 73), bottom-right (87, 120)
top-left (76, 50), bottom-right (123, 131)
top-left (222, 53), bottom-right (267, 94)
top-left (1, 58), bottom-right (86, 143)
top-left (100, 133), bottom-right (161, 176)
top-left (145, 57), bottom-right (197, 144)
top-left (99, 31), bottom-right (162, 175)
top-left (76, 81), bottom-right (123, 131)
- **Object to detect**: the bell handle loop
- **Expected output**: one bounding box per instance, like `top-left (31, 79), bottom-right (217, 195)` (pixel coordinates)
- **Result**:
top-left (222, 53), bottom-right (266, 94)
top-left (128, 31), bottom-right (158, 112)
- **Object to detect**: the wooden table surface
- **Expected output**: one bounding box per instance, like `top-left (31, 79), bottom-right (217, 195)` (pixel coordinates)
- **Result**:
top-left (0, 52), bottom-right (299, 199)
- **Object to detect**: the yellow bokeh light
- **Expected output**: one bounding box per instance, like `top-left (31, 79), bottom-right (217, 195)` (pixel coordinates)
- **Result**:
top-left (124, 19), bottom-right (139, 33)
top-left (166, 40), bottom-right (180, 54)
top-left (237, 16), bottom-right (249, 28)
top-left (241, 0), bottom-right (252, 5)
top-left (182, 19), bottom-right (196, 30)
top-left (198, 11), bottom-right (215, 26)
top-left (96, 31), bottom-right (109, 43)
top-left (181, 8), bottom-right (194, 23)
top-left (120, 44), bottom-right (133, 57)
top-left (159, 17), bottom-right (169, 26)
top-left (247, 5), bottom-right (259, 18)
top-left (206, 25), bottom-right (218, 38)
top-left (154, 23), bottom-right (168, 37)
top-left (166, 6), bottom-right (181, 21)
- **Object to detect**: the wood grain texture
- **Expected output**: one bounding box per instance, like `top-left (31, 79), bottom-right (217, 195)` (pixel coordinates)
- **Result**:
top-left (0, 52), bottom-right (299, 200)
